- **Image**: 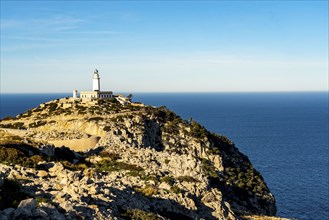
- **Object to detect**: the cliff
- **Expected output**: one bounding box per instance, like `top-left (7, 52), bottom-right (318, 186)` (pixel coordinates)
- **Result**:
top-left (0, 97), bottom-right (277, 220)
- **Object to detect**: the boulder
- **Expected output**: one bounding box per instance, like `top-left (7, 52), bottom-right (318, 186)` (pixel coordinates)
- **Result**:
top-left (13, 198), bottom-right (36, 219)
top-left (32, 208), bottom-right (49, 219)
top-left (48, 162), bottom-right (64, 175)
top-left (37, 170), bottom-right (48, 178)
top-left (39, 203), bottom-right (66, 220)
top-left (0, 208), bottom-right (15, 220)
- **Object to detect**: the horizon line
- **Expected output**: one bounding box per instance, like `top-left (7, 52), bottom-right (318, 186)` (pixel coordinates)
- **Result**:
top-left (1, 90), bottom-right (328, 95)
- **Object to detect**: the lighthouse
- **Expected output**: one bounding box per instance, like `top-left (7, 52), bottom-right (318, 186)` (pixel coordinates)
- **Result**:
top-left (80, 69), bottom-right (113, 99)
top-left (93, 69), bottom-right (100, 91)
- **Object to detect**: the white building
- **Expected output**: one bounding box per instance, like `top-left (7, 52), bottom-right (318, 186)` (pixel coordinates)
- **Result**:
top-left (79, 69), bottom-right (113, 99)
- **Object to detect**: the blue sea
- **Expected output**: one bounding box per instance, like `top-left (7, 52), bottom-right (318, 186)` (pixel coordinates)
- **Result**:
top-left (1, 92), bottom-right (328, 220)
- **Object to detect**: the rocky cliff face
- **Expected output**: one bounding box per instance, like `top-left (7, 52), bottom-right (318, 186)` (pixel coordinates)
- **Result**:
top-left (0, 98), bottom-right (276, 220)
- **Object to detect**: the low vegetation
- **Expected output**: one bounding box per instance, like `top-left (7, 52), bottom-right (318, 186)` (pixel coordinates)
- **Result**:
top-left (135, 185), bottom-right (158, 197)
top-left (0, 178), bottom-right (29, 210)
top-left (177, 175), bottom-right (199, 183)
top-left (0, 116), bottom-right (15, 121)
top-left (28, 120), bottom-right (47, 128)
top-left (0, 122), bottom-right (26, 129)
top-left (160, 176), bottom-right (175, 186)
top-left (225, 166), bottom-right (268, 194)
top-left (0, 146), bottom-right (44, 168)
top-left (121, 208), bottom-right (161, 220)
top-left (200, 158), bottom-right (219, 178)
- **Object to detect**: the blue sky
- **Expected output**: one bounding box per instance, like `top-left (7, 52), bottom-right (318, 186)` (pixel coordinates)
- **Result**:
top-left (1, 1), bottom-right (328, 93)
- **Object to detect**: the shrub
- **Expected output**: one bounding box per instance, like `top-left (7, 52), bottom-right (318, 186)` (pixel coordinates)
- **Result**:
top-left (160, 176), bottom-right (175, 186)
top-left (0, 146), bottom-right (24, 164)
top-left (121, 208), bottom-right (161, 220)
top-left (190, 120), bottom-right (208, 139)
top-left (171, 185), bottom-right (182, 194)
top-left (135, 185), bottom-right (158, 197)
top-left (61, 160), bottom-right (89, 171)
top-left (1, 116), bottom-right (15, 121)
top-left (36, 197), bottom-right (50, 206)
top-left (0, 179), bottom-right (29, 209)
top-left (141, 174), bottom-right (159, 182)
top-left (177, 176), bottom-right (199, 183)
top-left (0, 122), bottom-right (26, 129)
top-left (207, 146), bottom-right (221, 155)
top-left (21, 155), bottom-right (44, 168)
top-left (0, 146), bottom-right (45, 168)
top-left (108, 98), bottom-right (119, 104)
top-left (224, 166), bottom-right (268, 194)
top-left (99, 151), bottom-right (121, 160)
top-left (29, 120), bottom-right (47, 128)
top-left (201, 158), bottom-right (219, 178)
top-left (48, 103), bottom-right (58, 112)
top-left (103, 126), bottom-right (111, 132)
top-left (87, 117), bottom-right (103, 122)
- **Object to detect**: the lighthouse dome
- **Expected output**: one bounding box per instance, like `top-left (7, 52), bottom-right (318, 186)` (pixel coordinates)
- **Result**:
top-left (93, 69), bottom-right (99, 78)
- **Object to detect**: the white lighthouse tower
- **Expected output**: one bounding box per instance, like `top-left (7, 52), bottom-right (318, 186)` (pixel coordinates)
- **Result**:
top-left (93, 69), bottom-right (100, 91)
top-left (80, 68), bottom-right (113, 99)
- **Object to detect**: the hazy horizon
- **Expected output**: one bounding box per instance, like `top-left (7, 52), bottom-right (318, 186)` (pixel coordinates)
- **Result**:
top-left (1, 1), bottom-right (328, 93)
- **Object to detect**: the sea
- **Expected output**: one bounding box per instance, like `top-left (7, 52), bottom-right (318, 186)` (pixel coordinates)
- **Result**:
top-left (1, 92), bottom-right (328, 220)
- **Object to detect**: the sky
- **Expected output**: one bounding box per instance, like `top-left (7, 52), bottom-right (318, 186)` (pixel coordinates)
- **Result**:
top-left (1, 1), bottom-right (328, 93)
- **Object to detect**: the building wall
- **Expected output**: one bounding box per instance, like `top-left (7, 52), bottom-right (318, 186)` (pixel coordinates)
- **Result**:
top-left (80, 91), bottom-right (113, 99)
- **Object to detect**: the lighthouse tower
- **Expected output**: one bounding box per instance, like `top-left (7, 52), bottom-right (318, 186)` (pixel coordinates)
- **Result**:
top-left (93, 69), bottom-right (100, 91)
top-left (80, 68), bottom-right (113, 99)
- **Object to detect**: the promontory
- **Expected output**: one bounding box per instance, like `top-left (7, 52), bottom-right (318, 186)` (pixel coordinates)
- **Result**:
top-left (0, 97), bottom-right (281, 220)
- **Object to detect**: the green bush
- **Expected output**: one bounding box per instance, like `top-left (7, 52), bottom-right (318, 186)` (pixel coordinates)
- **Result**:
top-left (21, 155), bottom-right (44, 168)
top-left (99, 151), bottom-right (121, 160)
top-left (0, 122), bottom-right (26, 129)
top-left (60, 160), bottom-right (89, 171)
top-left (0, 146), bottom-right (45, 168)
top-left (177, 176), bottom-right (199, 183)
top-left (0, 146), bottom-right (24, 164)
top-left (48, 103), bottom-right (58, 112)
top-left (29, 120), bottom-right (47, 128)
top-left (141, 174), bottom-right (159, 183)
top-left (201, 158), bottom-right (219, 178)
top-left (135, 185), bottom-right (158, 197)
top-left (160, 176), bottom-right (175, 186)
top-left (190, 120), bottom-right (208, 139)
top-left (36, 197), bottom-right (50, 206)
top-left (121, 208), bottom-right (161, 220)
top-left (171, 185), bottom-right (182, 194)
top-left (224, 166), bottom-right (268, 194)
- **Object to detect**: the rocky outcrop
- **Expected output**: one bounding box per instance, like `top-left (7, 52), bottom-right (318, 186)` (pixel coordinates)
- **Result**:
top-left (0, 98), bottom-right (277, 219)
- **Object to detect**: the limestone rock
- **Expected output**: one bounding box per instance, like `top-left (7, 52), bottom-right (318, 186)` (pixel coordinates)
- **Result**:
top-left (0, 98), bottom-right (278, 219)
top-left (37, 170), bottom-right (48, 178)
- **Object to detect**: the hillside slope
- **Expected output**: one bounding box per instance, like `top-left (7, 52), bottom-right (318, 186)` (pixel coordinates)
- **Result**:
top-left (0, 98), bottom-right (277, 219)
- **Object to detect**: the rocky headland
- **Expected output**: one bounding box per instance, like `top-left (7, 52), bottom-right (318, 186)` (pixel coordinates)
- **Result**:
top-left (0, 97), bottom-right (281, 220)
